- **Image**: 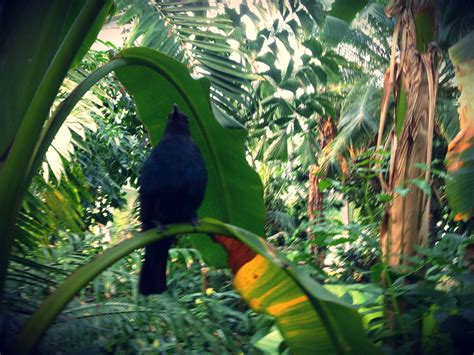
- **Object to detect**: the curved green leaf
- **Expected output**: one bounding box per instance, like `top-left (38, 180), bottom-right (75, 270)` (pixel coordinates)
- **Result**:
top-left (264, 131), bottom-right (288, 161)
top-left (28, 59), bottom-right (127, 184)
top-left (446, 31), bottom-right (474, 221)
top-left (0, 0), bottom-right (112, 298)
top-left (113, 47), bottom-right (265, 266)
top-left (212, 220), bottom-right (380, 354)
top-left (14, 220), bottom-right (378, 354)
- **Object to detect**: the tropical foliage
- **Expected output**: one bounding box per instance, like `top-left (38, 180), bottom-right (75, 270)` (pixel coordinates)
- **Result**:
top-left (1, 0), bottom-right (474, 354)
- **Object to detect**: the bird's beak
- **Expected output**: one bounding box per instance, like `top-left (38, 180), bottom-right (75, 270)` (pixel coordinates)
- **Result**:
top-left (172, 104), bottom-right (180, 116)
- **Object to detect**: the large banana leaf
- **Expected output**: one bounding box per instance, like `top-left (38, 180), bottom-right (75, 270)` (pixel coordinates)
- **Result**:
top-left (0, 0), bottom-right (112, 298)
top-left (446, 31), bottom-right (474, 221)
top-left (4, 43), bottom-right (377, 353)
top-left (214, 223), bottom-right (380, 354)
top-left (14, 220), bottom-right (379, 354)
top-left (114, 47), bottom-right (265, 266)
top-left (112, 49), bottom-right (376, 352)
top-left (0, 0), bottom-right (109, 159)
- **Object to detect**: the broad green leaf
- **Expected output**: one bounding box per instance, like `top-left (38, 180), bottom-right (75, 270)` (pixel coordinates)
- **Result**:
top-left (329, 0), bottom-right (368, 24)
top-left (113, 47), bottom-right (265, 265)
top-left (15, 220), bottom-right (379, 354)
top-left (410, 178), bottom-right (432, 196)
top-left (213, 220), bottom-right (380, 354)
top-left (394, 186), bottom-right (410, 196)
top-left (446, 31), bottom-right (474, 221)
top-left (0, 0), bottom-right (112, 297)
top-left (264, 132), bottom-right (288, 161)
top-left (301, 0), bottom-right (325, 27)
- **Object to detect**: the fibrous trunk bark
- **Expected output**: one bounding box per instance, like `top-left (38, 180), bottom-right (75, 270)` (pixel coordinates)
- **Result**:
top-left (380, 0), bottom-right (441, 267)
top-left (308, 118), bottom-right (336, 264)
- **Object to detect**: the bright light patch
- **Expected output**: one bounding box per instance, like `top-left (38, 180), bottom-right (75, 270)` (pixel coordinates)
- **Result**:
top-left (242, 14), bottom-right (257, 40)
top-left (228, 39), bottom-right (240, 50)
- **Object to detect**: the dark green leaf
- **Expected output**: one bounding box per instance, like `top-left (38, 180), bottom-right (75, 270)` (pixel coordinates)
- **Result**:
top-left (329, 0), bottom-right (368, 23)
top-left (304, 38), bottom-right (323, 57)
top-left (301, 0), bottom-right (325, 26)
top-left (114, 47), bottom-right (265, 264)
top-left (410, 179), bottom-right (432, 196)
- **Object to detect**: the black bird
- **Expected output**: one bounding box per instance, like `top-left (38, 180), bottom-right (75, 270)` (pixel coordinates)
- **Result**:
top-left (139, 104), bottom-right (207, 295)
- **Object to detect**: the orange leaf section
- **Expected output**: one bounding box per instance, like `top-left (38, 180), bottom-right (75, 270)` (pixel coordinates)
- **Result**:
top-left (233, 254), bottom-right (332, 352)
top-left (446, 59), bottom-right (474, 221)
top-left (234, 255), bottom-right (309, 315)
top-left (212, 235), bottom-right (256, 274)
top-left (214, 235), bottom-right (333, 353)
top-left (447, 61), bottom-right (474, 168)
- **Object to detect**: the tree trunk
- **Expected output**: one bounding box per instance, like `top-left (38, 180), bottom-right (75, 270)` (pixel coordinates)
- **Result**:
top-left (380, 0), bottom-right (441, 267)
top-left (379, 2), bottom-right (441, 351)
top-left (308, 165), bottom-right (324, 223)
top-left (308, 118), bottom-right (336, 264)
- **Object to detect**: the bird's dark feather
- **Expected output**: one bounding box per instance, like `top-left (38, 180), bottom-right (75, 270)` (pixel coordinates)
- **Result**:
top-left (139, 105), bottom-right (207, 295)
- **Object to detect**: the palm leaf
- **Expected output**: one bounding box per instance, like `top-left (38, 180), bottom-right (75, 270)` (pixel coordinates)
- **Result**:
top-left (320, 83), bottom-right (381, 171)
top-left (116, 0), bottom-right (253, 123)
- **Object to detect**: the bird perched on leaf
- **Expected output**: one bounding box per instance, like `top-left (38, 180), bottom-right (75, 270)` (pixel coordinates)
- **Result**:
top-left (139, 104), bottom-right (207, 295)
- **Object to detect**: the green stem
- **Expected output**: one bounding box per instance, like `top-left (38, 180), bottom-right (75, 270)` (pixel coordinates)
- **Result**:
top-left (12, 221), bottom-right (230, 354)
top-left (0, 0), bottom-right (110, 300)
top-left (383, 267), bottom-right (410, 345)
top-left (364, 176), bottom-right (375, 222)
top-left (13, 218), bottom-right (376, 355)
top-left (27, 58), bottom-right (128, 184)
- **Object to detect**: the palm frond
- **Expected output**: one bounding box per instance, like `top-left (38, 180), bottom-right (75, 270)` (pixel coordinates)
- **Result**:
top-left (436, 94), bottom-right (460, 142)
top-left (117, 0), bottom-right (255, 124)
top-left (320, 82), bottom-right (381, 171)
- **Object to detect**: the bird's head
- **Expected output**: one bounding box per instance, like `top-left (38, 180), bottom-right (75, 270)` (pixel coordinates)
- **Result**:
top-left (165, 104), bottom-right (191, 135)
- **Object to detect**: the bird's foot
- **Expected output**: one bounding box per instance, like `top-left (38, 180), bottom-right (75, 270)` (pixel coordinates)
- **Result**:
top-left (152, 220), bottom-right (167, 232)
top-left (191, 216), bottom-right (200, 227)
top-left (191, 216), bottom-right (200, 232)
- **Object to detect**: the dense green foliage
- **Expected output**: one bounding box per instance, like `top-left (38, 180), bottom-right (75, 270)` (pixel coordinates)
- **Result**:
top-left (2, 0), bottom-right (474, 354)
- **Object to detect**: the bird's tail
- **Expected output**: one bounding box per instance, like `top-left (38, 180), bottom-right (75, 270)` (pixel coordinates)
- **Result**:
top-left (139, 239), bottom-right (174, 295)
